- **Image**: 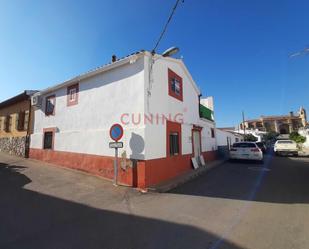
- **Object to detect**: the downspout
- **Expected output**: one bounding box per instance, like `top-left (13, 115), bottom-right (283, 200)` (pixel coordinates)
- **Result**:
top-left (198, 94), bottom-right (202, 118)
top-left (25, 97), bottom-right (32, 158)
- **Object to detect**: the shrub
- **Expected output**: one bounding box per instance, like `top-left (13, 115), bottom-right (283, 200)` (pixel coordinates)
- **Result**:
top-left (244, 134), bottom-right (258, 142)
top-left (289, 132), bottom-right (306, 144)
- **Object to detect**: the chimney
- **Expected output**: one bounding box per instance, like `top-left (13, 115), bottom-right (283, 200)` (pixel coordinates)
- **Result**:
top-left (289, 111), bottom-right (294, 117)
top-left (112, 55), bottom-right (117, 63)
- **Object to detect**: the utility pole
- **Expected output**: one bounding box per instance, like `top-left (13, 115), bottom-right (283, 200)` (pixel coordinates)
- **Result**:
top-left (242, 111), bottom-right (246, 139)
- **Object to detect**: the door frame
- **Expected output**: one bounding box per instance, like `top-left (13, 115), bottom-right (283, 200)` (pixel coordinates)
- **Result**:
top-left (192, 125), bottom-right (203, 157)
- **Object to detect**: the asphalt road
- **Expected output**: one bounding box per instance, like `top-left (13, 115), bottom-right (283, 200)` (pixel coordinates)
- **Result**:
top-left (0, 152), bottom-right (309, 249)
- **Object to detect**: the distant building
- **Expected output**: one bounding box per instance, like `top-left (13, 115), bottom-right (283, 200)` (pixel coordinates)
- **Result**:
top-left (0, 91), bottom-right (37, 157)
top-left (216, 128), bottom-right (244, 159)
top-left (239, 107), bottom-right (307, 134)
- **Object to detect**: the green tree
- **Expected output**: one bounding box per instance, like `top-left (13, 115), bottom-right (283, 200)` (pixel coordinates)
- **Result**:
top-left (289, 132), bottom-right (306, 144)
top-left (244, 134), bottom-right (258, 142)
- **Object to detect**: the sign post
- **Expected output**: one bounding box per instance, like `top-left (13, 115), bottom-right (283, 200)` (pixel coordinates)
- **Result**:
top-left (109, 124), bottom-right (124, 186)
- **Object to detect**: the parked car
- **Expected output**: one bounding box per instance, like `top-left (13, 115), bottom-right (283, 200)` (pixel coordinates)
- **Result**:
top-left (274, 140), bottom-right (298, 156)
top-left (256, 142), bottom-right (267, 154)
top-left (230, 142), bottom-right (263, 162)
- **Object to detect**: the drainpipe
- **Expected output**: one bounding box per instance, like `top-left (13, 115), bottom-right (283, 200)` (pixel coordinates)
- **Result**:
top-left (198, 94), bottom-right (202, 118)
top-left (25, 97), bottom-right (32, 158)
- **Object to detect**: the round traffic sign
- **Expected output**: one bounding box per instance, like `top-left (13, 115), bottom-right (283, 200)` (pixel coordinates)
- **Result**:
top-left (109, 123), bottom-right (124, 141)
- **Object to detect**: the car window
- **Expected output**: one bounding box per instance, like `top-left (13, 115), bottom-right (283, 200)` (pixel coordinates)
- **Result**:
top-left (233, 143), bottom-right (256, 148)
top-left (277, 140), bottom-right (293, 144)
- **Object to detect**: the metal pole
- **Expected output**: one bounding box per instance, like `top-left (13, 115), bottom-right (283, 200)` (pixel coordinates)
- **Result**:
top-left (114, 148), bottom-right (118, 186)
top-left (242, 111), bottom-right (246, 139)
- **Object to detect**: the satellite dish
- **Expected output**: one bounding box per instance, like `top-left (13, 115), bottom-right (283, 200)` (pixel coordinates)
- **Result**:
top-left (162, 47), bottom-right (180, 57)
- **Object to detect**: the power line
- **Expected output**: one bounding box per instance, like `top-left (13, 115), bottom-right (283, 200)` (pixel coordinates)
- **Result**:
top-left (289, 47), bottom-right (309, 58)
top-left (152, 0), bottom-right (183, 54)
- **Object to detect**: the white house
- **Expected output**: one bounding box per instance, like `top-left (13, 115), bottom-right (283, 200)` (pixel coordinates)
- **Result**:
top-left (30, 50), bottom-right (217, 189)
top-left (216, 128), bottom-right (244, 158)
top-left (216, 129), bottom-right (243, 148)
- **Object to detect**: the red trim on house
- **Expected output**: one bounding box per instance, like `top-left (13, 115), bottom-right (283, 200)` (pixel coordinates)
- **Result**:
top-left (168, 68), bottom-right (183, 102)
top-left (29, 148), bottom-right (218, 189)
top-left (143, 150), bottom-right (218, 188)
top-left (191, 125), bottom-right (203, 157)
top-left (42, 127), bottom-right (57, 150)
top-left (67, 83), bottom-right (79, 106)
top-left (166, 120), bottom-right (182, 157)
top-left (29, 148), bottom-right (136, 187)
top-left (45, 95), bottom-right (56, 116)
top-left (202, 150), bottom-right (218, 162)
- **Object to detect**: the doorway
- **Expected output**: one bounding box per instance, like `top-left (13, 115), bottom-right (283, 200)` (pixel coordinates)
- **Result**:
top-left (192, 130), bottom-right (201, 164)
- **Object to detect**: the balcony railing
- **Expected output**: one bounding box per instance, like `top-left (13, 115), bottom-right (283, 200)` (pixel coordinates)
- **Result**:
top-left (199, 104), bottom-right (214, 122)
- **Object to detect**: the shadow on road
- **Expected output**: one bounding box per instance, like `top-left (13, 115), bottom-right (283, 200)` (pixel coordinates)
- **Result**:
top-left (171, 154), bottom-right (309, 204)
top-left (0, 162), bottom-right (243, 249)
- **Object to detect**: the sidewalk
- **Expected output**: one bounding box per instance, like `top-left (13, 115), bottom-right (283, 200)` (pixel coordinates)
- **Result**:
top-left (299, 147), bottom-right (309, 156)
top-left (148, 159), bottom-right (225, 192)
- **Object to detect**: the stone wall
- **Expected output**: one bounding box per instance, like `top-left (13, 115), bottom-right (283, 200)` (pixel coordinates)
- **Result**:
top-left (0, 136), bottom-right (28, 157)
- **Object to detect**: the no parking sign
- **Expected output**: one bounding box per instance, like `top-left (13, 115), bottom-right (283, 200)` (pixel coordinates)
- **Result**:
top-left (109, 124), bottom-right (124, 186)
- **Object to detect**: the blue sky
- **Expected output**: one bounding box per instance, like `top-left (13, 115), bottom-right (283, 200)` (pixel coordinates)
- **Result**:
top-left (1, 0), bottom-right (309, 127)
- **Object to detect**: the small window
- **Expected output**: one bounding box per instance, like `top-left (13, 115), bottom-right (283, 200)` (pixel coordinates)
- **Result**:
top-left (45, 95), bottom-right (56, 116)
top-left (16, 111), bottom-right (25, 131)
top-left (43, 131), bottom-right (53, 150)
top-left (235, 138), bottom-right (239, 142)
top-left (171, 78), bottom-right (181, 95)
top-left (211, 128), bottom-right (215, 138)
top-left (69, 88), bottom-right (76, 101)
top-left (168, 69), bottom-right (183, 101)
top-left (169, 132), bottom-right (180, 156)
top-left (5, 115), bottom-right (12, 132)
top-left (67, 84), bottom-right (79, 106)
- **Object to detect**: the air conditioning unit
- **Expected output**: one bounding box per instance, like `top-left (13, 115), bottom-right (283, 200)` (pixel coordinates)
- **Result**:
top-left (31, 95), bottom-right (42, 107)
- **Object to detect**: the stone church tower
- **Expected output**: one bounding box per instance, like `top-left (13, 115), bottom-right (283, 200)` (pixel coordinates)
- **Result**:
top-left (299, 106), bottom-right (307, 127)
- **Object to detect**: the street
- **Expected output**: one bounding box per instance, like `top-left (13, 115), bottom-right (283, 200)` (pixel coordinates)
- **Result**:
top-left (0, 152), bottom-right (309, 249)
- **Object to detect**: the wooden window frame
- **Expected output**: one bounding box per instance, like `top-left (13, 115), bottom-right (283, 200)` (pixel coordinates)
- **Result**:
top-left (45, 95), bottom-right (56, 116)
top-left (166, 120), bottom-right (182, 157)
top-left (16, 111), bottom-right (26, 131)
top-left (42, 128), bottom-right (56, 150)
top-left (67, 83), bottom-right (79, 106)
top-left (5, 115), bottom-right (12, 132)
top-left (168, 68), bottom-right (183, 102)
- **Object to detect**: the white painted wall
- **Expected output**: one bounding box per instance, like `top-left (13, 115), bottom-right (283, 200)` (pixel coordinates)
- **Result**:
top-left (216, 129), bottom-right (242, 147)
top-left (144, 54), bottom-right (217, 160)
top-left (31, 57), bottom-right (146, 159)
top-left (299, 128), bottom-right (309, 148)
top-left (31, 52), bottom-right (217, 161)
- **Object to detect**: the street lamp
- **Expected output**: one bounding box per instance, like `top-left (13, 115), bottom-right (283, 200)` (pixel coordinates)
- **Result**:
top-left (162, 47), bottom-right (180, 57)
